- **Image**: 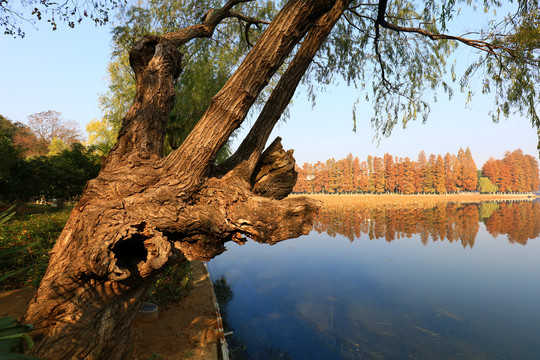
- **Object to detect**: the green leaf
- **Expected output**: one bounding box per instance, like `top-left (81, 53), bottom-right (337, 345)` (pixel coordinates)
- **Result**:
top-left (0, 325), bottom-right (34, 338)
top-left (0, 206), bottom-right (15, 225)
top-left (0, 337), bottom-right (22, 353)
top-left (0, 351), bottom-right (42, 359)
top-left (0, 317), bottom-right (17, 330)
top-left (21, 334), bottom-right (34, 350)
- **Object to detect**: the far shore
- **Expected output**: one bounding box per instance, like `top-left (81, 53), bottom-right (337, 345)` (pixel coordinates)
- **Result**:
top-left (291, 192), bottom-right (537, 207)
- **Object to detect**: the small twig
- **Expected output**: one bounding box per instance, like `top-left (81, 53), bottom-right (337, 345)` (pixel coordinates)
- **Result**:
top-left (347, 8), bottom-right (376, 23)
top-left (343, 13), bottom-right (370, 35)
top-left (348, 3), bottom-right (378, 10)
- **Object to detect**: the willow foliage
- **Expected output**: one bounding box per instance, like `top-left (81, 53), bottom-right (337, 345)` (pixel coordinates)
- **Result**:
top-left (96, 0), bottom-right (539, 153)
top-left (307, 0), bottom-right (539, 143)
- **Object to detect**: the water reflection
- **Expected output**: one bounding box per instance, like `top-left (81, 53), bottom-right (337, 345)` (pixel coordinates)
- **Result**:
top-left (314, 201), bottom-right (540, 247)
top-left (484, 202), bottom-right (540, 244)
top-left (213, 276), bottom-right (294, 360)
top-left (209, 200), bottom-right (540, 360)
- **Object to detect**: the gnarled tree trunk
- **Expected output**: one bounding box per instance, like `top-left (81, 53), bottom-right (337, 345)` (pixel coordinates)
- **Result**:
top-left (23, 0), bottom-right (347, 358)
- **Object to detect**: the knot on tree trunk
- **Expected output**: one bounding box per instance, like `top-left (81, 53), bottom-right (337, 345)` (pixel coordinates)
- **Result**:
top-left (251, 137), bottom-right (298, 200)
top-left (129, 35), bottom-right (160, 81)
top-left (130, 35), bottom-right (184, 86)
top-left (230, 195), bottom-right (322, 245)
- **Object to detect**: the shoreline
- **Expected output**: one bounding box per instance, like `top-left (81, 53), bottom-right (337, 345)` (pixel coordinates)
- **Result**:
top-left (129, 260), bottom-right (222, 359)
top-left (0, 261), bottom-right (223, 360)
top-left (292, 193), bottom-right (537, 207)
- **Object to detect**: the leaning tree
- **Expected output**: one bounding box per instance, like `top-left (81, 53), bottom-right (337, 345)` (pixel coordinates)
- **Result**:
top-left (21, 0), bottom-right (538, 358)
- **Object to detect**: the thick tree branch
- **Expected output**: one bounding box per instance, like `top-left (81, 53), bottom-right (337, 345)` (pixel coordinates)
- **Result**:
top-left (102, 0), bottom-right (264, 169)
top-left (373, 0), bottom-right (394, 89)
top-left (163, 0), bottom-right (337, 184)
top-left (214, 0), bottom-right (349, 180)
top-left (161, 1), bottom-right (261, 47)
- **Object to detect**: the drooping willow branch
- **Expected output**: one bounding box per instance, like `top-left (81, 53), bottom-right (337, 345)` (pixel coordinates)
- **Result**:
top-left (345, 0), bottom-right (533, 107)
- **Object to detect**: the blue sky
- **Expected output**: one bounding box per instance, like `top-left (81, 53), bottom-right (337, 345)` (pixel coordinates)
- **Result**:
top-left (0, 15), bottom-right (537, 168)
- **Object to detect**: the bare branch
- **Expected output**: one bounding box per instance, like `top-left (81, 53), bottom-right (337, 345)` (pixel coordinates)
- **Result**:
top-left (371, 0), bottom-right (396, 91)
top-left (343, 12), bottom-right (372, 36)
top-left (228, 10), bottom-right (271, 26)
top-left (381, 23), bottom-right (518, 58)
top-left (348, 3), bottom-right (378, 10)
top-left (161, 0), bottom-right (260, 47)
top-left (372, 0), bottom-right (520, 61)
top-left (347, 8), bottom-right (376, 23)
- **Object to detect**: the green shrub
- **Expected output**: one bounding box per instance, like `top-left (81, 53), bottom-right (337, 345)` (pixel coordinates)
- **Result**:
top-left (0, 315), bottom-right (40, 359)
top-left (147, 262), bottom-right (192, 306)
top-left (0, 209), bottom-right (71, 289)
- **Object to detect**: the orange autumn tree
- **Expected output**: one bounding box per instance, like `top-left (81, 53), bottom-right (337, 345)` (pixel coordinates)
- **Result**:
top-left (444, 153), bottom-right (458, 193)
top-left (482, 149), bottom-right (540, 193)
top-left (372, 156), bottom-right (386, 193)
top-left (293, 149), bottom-right (537, 194)
top-left (384, 153), bottom-right (397, 193)
top-left (459, 147), bottom-right (478, 191)
top-left (434, 154), bottom-right (446, 194)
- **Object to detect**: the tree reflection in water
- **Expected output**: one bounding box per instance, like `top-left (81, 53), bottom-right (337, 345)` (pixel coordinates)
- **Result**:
top-left (210, 199), bottom-right (540, 360)
top-left (313, 200), bottom-right (540, 247)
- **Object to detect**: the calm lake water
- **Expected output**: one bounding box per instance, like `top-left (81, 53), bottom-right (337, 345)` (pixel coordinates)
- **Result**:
top-left (208, 201), bottom-right (540, 360)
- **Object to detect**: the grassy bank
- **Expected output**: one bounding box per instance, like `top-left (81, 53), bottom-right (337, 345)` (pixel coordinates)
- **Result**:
top-left (293, 193), bottom-right (536, 209)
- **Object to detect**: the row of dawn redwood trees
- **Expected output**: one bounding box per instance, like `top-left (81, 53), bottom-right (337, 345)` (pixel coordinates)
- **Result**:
top-left (294, 148), bottom-right (539, 194)
top-left (315, 202), bottom-right (540, 247)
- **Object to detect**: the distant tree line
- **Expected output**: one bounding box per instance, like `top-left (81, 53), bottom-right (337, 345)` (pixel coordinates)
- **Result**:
top-left (0, 113), bottom-right (100, 211)
top-left (314, 201), bottom-right (540, 247)
top-left (294, 148), bottom-right (539, 194)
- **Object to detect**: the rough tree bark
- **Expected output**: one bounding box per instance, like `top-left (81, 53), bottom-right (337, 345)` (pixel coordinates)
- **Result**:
top-left (22, 0), bottom-right (347, 358)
